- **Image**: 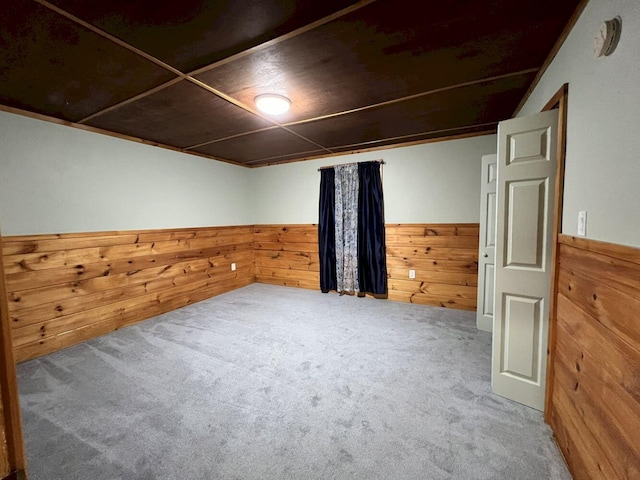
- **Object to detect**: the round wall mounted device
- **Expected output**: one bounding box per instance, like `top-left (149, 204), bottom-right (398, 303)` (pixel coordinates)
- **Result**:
top-left (594, 17), bottom-right (622, 57)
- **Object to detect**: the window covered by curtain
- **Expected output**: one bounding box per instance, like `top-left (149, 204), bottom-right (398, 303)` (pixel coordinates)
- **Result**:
top-left (318, 161), bottom-right (387, 296)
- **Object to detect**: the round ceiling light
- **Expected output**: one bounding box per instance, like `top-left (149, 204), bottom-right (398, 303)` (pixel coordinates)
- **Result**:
top-left (255, 94), bottom-right (291, 116)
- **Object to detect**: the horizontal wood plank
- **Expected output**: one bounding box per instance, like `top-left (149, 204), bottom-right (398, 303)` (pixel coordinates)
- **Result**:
top-left (385, 235), bottom-right (479, 248)
top-left (385, 224), bottom-right (479, 236)
top-left (256, 276), bottom-right (319, 290)
top-left (559, 235), bottom-right (640, 265)
top-left (253, 232), bottom-right (318, 243)
top-left (386, 256), bottom-right (478, 273)
top-left (387, 267), bottom-right (477, 286)
top-left (254, 241), bottom-right (319, 253)
top-left (388, 278), bottom-right (477, 300)
top-left (253, 225), bottom-right (318, 234)
top-left (255, 266), bottom-right (319, 282)
top-left (388, 291), bottom-right (477, 310)
top-left (386, 246), bottom-right (478, 261)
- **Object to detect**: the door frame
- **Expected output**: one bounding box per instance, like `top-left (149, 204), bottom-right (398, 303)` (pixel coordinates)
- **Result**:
top-left (541, 83), bottom-right (568, 422)
top-left (0, 227), bottom-right (27, 479)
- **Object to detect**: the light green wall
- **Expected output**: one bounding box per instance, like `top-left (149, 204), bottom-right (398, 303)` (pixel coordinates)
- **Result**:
top-left (519, 0), bottom-right (640, 247)
top-left (0, 108), bottom-right (497, 235)
top-left (250, 135), bottom-right (497, 225)
top-left (0, 111), bottom-right (253, 236)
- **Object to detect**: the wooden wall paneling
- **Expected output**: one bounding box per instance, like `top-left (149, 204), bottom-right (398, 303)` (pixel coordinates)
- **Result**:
top-left (6, 246), bottom-right (253, 309)
top-left (3, 226), bottom-right (255, 362)
top-left (253, 224), bottom-right (479, 312)
top-left (554, 310), bottom-right (639, 478)
top-left (550, 234), bottom-right (640, 480)
top-left (5, 223), bottom-right (482, 362)
top-left (0, 229), bottom-right (26, 478)
top-left (254, 225), bottom-right (320, 290)
top-left (386, 224), bottom-right (479, 311)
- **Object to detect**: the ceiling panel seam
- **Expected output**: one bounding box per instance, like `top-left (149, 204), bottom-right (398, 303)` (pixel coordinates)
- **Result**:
top-left (248, 128), bottom-right (498, 168)
top-left (182, 69), bottom-right (536, 151)
top-left (34, 0), bottom-right (184, 76)
top-left (74, 0), bottom-right (378, 128)
top-left (185, 78), bottom-right (334, 153)
top-left (78, 78), bottom-right (184, 124)
top-left (187, 0), bottom-right (379, 77)
top-left (187, 127), bottom-right (281, 150)
top-left (282, 69), bottom-right (539, 127)
top-left (331, 122), bottom-right (498, 150)
top-left (34, 0), bottom-right (336, 153)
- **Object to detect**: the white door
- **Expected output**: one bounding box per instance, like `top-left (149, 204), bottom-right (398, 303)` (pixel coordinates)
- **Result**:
top-left (492, 109), bottom-right (558, 411)
top-left (476, 154), bottom-right (497, 333)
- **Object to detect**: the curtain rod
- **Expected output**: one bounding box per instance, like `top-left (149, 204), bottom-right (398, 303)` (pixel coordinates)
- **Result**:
top-left (317, 160), bottom-right (385, 172)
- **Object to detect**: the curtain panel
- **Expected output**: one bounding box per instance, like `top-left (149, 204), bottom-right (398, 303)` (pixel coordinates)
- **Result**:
top-left (334, 164), bottom-right (359, 293)
top-left (319, 169), bottom-right (337, 293)
top-left (358, 162), bottom-right (387, 295)
top-left (318, 161), bottom-right (387, 296)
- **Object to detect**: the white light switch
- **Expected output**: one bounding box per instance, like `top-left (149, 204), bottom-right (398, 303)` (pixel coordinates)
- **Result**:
top-left (231, 263), bottom-right (236, 271)
top-left (577, 211), bottom-right (587, 237)
top-left (409, 269), bottom-right (416, 279)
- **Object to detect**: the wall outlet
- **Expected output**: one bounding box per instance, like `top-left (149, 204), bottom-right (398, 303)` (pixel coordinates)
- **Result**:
top-left (409, 269), bottom-right (416, 279)
top-left (577, 211), bottom-right (587, 237)
top-left (231, 263), bottom-right (236, 271)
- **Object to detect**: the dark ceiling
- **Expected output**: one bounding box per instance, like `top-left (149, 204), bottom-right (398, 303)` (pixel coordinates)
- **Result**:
top-left (0, 0), bottom-right (581, 167)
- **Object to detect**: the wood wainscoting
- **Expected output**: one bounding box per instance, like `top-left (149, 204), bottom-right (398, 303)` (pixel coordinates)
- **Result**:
top-left (254, 225), bottom-right (320, 289)
top-left (3, 223), bottom-right (478, 362)
top-left (386, 224), bottom-right (479, 310)
top-left (549, 235), bottom-right (640, 479)
top-left (254, 224), bottom-right (479, 311)
top-left (2, 226), bottom-right (255, 362)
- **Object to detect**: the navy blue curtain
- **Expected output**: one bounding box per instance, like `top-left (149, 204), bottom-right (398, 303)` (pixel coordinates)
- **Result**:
top-left (358, 162), bottom-right (387, 296)
top-left (319, 168), bottom-right (337, 293)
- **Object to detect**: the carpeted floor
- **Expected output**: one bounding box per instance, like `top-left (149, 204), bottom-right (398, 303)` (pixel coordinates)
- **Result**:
top-left (17, 283), bottom-right (571, 480)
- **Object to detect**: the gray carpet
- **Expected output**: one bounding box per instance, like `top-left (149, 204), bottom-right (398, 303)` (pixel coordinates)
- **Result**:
top-left (17, 283), bottom-right (570, 480)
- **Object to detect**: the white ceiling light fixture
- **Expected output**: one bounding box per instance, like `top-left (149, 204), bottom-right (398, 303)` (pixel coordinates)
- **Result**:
top-left (255, 94), bottom-right (291, 115)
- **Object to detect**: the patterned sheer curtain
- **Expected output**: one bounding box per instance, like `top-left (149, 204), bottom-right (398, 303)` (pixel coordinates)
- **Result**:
top-left (334, 164), bottom-right (359, 293)
top-left (319, 161), bottom-right (387, 296)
